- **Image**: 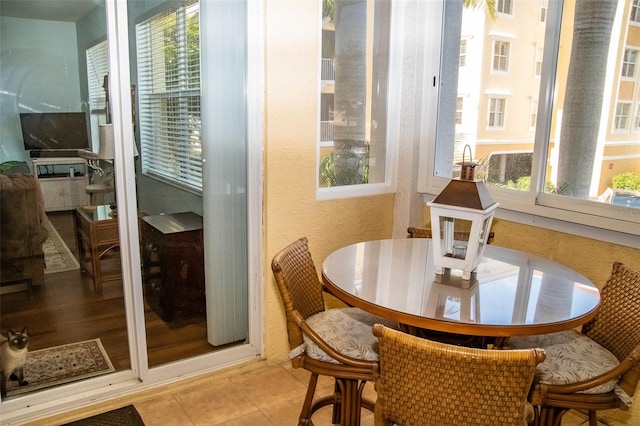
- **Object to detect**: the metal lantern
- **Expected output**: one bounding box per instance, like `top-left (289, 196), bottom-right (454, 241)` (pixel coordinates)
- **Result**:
top-left (427, 146), bottom-right (499, 280)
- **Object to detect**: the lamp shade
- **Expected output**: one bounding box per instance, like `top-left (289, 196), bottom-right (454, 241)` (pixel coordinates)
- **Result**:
top-left (98, 124), bottom-right (116, 159)
top-left (427, 155), bottom-right (499, 280)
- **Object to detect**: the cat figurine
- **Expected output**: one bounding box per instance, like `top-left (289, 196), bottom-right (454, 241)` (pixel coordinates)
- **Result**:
top-left (0, 327), bottom-right (29, 397)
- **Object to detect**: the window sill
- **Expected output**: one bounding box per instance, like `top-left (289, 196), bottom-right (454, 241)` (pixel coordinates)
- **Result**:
top-left (421, 192), bottom-right (640, 249)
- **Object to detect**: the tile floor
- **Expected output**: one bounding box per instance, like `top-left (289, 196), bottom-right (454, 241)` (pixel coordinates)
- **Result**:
top-left (28, 360), bottom-right (618, 425)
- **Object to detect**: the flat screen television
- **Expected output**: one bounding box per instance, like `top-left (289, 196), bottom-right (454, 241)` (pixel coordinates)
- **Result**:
top-left (19, 112), bottom-right (90, 154)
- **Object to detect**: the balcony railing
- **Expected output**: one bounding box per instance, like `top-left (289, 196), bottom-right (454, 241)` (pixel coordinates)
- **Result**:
top-left (321, 58), bottom-right (335, 81)
top-left (320, 121), bottom-right (334, 143)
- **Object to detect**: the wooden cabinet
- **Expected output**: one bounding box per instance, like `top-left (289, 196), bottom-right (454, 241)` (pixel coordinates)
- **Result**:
top-left (32, 157), bottom-right (89, 211)
top-left (140, 212), bottom-right (205, 324)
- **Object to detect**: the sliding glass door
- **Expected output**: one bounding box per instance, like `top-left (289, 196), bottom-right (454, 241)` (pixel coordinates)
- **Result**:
top-left (1, 0), bottom-right (261, 419)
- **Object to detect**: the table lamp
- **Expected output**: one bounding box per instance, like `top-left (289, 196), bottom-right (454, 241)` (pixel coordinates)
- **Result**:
top-left (427, 145), bottom-right (499, 280)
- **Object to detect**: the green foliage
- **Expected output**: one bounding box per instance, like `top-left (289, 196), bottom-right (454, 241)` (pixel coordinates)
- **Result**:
top-left (463, 0), bottom-right (497, 19)
top-left (323, 0), bottom-right (335, 21)
top-left (502, 176), bottom-right (558, 193)
top-left (612, 172), bottom-right (640, 191)
top-left (319, 140), bottom-right (369, 187)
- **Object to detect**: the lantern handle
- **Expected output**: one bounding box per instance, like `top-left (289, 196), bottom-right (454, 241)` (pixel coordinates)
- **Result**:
top-left (460, 144), bottom-right (476, 181)
top-left (462, 144), bottom-right (473, 165)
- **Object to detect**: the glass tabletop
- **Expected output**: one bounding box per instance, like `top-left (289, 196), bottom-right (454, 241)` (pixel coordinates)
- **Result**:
top-left (321, 239), bottom-right (600, 337)
top-left (76, 205), bottom-right (117, 222)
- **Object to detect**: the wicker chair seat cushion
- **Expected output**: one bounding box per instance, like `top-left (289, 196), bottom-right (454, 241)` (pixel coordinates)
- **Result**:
top-left (511, 330), bottom-right (619, 394)
top-left (303, 307), bottom-right (394, 364)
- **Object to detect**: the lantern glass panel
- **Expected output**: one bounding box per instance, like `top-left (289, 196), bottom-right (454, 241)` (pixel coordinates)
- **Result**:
top-left (437, 216), bottom-right (472, 259)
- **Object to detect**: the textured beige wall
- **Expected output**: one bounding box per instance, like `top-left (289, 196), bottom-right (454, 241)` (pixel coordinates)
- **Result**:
top-left (489, 218), bottom-right (640, 289)
top-left (263, 1), bottom-right (395, 363)
top-left (261, 0), bottom-right (639, 370)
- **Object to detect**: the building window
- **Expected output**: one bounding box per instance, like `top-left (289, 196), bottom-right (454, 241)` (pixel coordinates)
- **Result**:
top-left (492, 40), bottom-right (510, 72)
top-left (488, 97), bottom-right (506, 128)
top-left (497, 0), bottom-right (513, 16)
top-left (456, 97), bottom-right (463, 125)
top-left (317, 0), bottom-right (393, 195)
top-left (622, 48), bottom-right (637, 78)
top-left (136, 0), bottom-right (202, 192)
top-left (615, 102), bottom-right (631, 131)
top-left (460, 39), bottom-right (467, 67)
top-left (631, 0), bottom-right (640, 24)
top-left (86, 40), bottom-right (109, 144)
top-left (529, 98), bottom-right (538, 129)
top-left (422, 0), bottom-right (640, 234)
top-left (539, 0), bottom-right (548, 23)
top-left (635, 104), bottom-right (640, 129)
top-left (534, 46), bottom-right (543, 77)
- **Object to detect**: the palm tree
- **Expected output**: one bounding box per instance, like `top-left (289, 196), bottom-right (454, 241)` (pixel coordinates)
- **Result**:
top-left (556, 0), bottom-right (617, 198)
top-left (463, 0), bottom-right (496, 19)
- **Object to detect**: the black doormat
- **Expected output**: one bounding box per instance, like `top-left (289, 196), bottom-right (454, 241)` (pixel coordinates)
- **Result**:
top-left (63, 405), bottom-right (145, 426)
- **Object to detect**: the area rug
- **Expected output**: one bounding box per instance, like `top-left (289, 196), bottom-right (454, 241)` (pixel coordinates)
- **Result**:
top-left (5, 338), bottom-right (115, 397)
top-left (44, 219), bottom-right (80, 274)
top-left (63, 405), bottom-right (145, 426)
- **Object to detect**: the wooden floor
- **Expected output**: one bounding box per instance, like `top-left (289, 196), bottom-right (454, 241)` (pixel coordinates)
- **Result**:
top-left (0, 210), bottom-right (218, 374)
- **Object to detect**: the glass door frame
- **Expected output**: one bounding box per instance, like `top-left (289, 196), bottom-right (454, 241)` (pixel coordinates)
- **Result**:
top-left (0, 0), bottom-right (263, 421)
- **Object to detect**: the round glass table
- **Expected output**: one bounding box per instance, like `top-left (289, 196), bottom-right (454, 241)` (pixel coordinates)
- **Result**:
top-left (322, 239), bottom-right (600, 344)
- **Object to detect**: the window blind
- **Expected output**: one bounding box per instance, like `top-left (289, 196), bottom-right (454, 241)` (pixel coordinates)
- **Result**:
top-left (136, 0), bottom-right (202, 191)
top-left (86, 40), bottom-right (109, 117)
top-left (86, 40), bottom-right (109, 147)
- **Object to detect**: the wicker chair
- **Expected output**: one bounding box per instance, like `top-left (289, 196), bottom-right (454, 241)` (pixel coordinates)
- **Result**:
top-left (372, 324), bottom-right (545, 426)
top-left (407, 226), bottom-right (494, 244)
top-left (511, 262), bottom-right (640, 426)
top-left (271, 237), bottom-right (396, 426)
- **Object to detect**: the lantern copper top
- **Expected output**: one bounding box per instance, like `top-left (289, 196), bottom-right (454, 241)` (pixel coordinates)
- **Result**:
top-left (431, 144), bottom-right (496, 210)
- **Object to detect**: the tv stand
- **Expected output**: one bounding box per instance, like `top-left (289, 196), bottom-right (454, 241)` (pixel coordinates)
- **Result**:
top-left (31, 157), bottom-right (89, 211)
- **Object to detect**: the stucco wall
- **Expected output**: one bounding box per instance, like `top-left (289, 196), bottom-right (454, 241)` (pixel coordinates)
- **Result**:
top-left (261, 0), bottom-right (640, 367)
top-left (263, 0), bottom-right (395, 363)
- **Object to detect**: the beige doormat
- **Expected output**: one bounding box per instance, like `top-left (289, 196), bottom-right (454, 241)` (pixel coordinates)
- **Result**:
top-left (5, 338), bottom-right (115, 397)
top-left (44, 219), bottom-right (80, 274)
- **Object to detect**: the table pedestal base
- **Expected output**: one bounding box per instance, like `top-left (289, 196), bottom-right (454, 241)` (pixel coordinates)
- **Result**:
top-left (398, 323), bottom-right (509, 349)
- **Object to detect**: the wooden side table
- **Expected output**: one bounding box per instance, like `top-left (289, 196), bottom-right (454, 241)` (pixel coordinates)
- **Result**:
top-left (74, 205), bottom-right (120, 293)
top-left (140, 212), bottom-right (205, 323)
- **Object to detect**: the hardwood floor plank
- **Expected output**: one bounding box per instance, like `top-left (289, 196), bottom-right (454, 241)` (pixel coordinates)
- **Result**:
top-left (1, 211), bottom-right (223, 398)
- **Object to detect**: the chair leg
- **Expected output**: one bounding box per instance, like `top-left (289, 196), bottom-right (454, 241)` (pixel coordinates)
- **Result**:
top-left (331, 381), bottom-right (341, 425)
top-left (588, 411), bottom-right (598, 426)
top-left (538, 407), bottom-right (569, 426)
top-left (299, 373), bottom-right (320, 425)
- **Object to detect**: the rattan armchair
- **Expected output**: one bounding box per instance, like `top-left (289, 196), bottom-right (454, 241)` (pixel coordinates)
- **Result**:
top-left (511, 262), bottom-right (640, 426)
top-left (271, 237), bottom-right (396, 426)
top-left (373, 324), bottom-right (545, 426)
top-left (407, 226), bottom-right (494, 244)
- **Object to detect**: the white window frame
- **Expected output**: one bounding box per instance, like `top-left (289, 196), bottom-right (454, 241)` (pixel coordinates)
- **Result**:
top-left (497, 0), bottom-right (513, 16)
top-left (136, 0), bottom-right (202, 193)
top-left (456, 96), bottom-right (463, 125)
top-left (634, 103), bottom-right (640, 130)
top-left (460, 39), bottom-right (467, 67)
top-left (418, 0), bottom-right (639, 242)
top-left (529, 98), bottom-right (538, 130)
top-left (539, 0), bottom-right (548, 23)
top-left (492, 40), bottom-right (510, 73)
top-left (631, 0), bottom-right (640, 25)
top-left (487, 97), bottom-right (506, 129)
top-left (622, 48), bottom-right (637, 79)
top-left (534, 45), bottom-right (543, 77)
top-left (614, 101), bottom-right (631, 131)
top-left (315, 0), bottom-right (400, 200)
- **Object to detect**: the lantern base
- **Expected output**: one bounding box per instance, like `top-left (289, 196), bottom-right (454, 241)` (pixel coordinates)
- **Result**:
top-left (435, 265), bottom-right (474, 281)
